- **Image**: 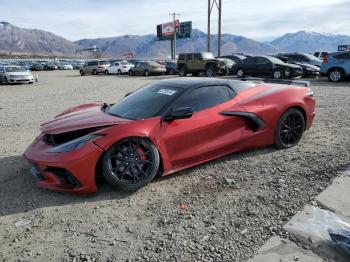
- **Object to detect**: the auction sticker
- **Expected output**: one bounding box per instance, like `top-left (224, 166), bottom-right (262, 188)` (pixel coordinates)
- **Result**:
top-left (157, 89), bottom-right (176, 95)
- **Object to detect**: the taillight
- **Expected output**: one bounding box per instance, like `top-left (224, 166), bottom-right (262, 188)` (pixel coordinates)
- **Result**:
top-left (322, 54), bottom-right (328, 64)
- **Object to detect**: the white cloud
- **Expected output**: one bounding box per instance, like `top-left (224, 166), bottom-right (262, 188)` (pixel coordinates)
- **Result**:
top-left (0, 0), bottom-right (349, 41)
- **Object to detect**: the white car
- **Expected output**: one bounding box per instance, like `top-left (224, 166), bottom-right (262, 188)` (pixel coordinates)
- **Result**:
top-left (0, 65), bottom-right (34, 84)
top-left (105, 61), bottom-right (134, 75)
top-left (58, 63), bottom-right (73, 70)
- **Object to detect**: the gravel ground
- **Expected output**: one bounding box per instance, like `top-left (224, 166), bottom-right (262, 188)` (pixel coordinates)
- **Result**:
top-left (0, 71), bottom-right (349, 262)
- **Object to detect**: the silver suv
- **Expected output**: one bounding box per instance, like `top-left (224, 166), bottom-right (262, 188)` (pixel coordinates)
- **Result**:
top-left (80, 61), bottom-right (110, 75)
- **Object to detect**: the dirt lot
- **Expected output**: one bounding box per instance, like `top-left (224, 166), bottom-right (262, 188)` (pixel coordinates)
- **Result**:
top-left (0, 70), bottom-right (349, 262)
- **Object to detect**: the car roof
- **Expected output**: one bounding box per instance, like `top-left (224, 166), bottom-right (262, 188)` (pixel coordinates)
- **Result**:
top-left (154, 77), bottom-right (257, 92)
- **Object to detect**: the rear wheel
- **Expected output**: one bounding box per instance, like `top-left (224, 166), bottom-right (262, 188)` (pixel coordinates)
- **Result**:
top-left (118, 69), bottom-right (122, 75)
top-left (144, 70), bottom-right (149, 77)
top-left (102, 137), bottom-right (160, 191)
top-left (80, 70), bottom-right (84, 76)
top-left (92, 69), bottom-right (97, 75)
top-left (169, 69), bottom-right (175, 75)
top-left (105, 70), bottom-right (109, 75)
top-left (129, 70), bottom-right (133, 76)
top-left (328, 68), bottom-right (344, 82)
top-left (274, 108), bottom-right (305, 149)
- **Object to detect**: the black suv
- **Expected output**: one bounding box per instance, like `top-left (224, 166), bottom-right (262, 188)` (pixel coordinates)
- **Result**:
top-left (234, 56), bottom-right (303, 79)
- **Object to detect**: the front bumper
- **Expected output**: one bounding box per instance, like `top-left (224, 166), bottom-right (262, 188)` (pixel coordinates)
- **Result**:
top-left (23, 135), bottom-right (104, 194)
top-left (8, 77), bottom-right (34, 83)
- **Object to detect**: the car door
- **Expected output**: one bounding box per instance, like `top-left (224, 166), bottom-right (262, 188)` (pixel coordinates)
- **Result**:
top-left (256, 57), bottom-right (273, 76)
top-left (192, 53), bottom-right (202, 71)
top-left (0, 67), bottom-right (4, 82)
top-left (334, 52), bottom-right (350, 74)
top-left (160, 85), bottom-right (245, 168)
top-left (243, 57), bottom-right (258, 75)
top-left (111, 62), bottom-right (119, 74)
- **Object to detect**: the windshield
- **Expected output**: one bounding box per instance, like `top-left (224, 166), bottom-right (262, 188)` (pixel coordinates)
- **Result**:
top-left (5, 66), bottom-right (26, 72)
top-left (202, 52), bottom-right (215, 59)
top-left (121, 61), bottom-right (132, 65)
top-left (100, 61), bottom-right (110, 65)
top-left (106, 82), bottom-right (184, 120)
top-left (265, 56), bottom-right (285, 64)
top-left (302, 53), bottom-right (321, 61)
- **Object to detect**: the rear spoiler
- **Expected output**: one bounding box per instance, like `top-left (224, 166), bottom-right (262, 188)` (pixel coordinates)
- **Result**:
top-left (241, 77), bottom-right (310, 87)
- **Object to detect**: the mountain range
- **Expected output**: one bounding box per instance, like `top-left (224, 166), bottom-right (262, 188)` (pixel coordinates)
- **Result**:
top-left (1, 21), bottom-right (349, 58)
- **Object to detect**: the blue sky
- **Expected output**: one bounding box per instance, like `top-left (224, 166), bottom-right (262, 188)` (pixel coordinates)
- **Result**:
top-left (0, 0), bottom-right (349, 41)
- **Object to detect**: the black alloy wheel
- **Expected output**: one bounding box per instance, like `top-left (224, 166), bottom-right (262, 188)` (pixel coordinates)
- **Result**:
top-left (274, 108), bottom-right (305, 149)
top-left (102, 137), bottom-right (160, 191)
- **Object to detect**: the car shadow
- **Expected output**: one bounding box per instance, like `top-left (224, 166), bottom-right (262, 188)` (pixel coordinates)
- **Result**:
top-left (0, 155), bottom-right (132, 217)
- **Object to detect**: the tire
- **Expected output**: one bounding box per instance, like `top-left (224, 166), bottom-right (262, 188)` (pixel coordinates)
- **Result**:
top-left (328, 68), bottom-right (344, 82)
top-left (205, 65), bottom-right (215, 77)
top-left (92, 69), bottom-right (97, 75)
top-left (105, 70), bottom-right (109, 75)
top-left (118, 69), bottom-right (122, 75)
top-left (144, 70), bottom-right (149, 77)
top-left (236, 68), bottom-right (245, 78)
top-left (169, 69), bottom-right (175, 75)
top-left (178, 66), bottom-right (187, 77)
top-left (4, 77), bottom-right (8, 84)
top-left (273, 69), bottom-right (283, 79)
top-left (274, 108), bottom-right (305, 149)
top-left (102, 137), bottom-right (160, 191)
top-left (80, 70), bottom-right (84, 76)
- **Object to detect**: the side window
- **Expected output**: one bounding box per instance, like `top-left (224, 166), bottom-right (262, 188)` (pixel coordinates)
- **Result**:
top-left (185, 53), bottom-right (192, 60)
top-left (245, 57), bottom-right (256, 63)
top-left (178, 54), bottom-right (185, 60)
top-left (194, 53), bottom-right (202, 60)
top-left (115, 63), bottom-right (119, 66)
top-left (334, 53), bottom-right (350, 60)
top-left (173, 86), bottom-right (231, 113)
top-left (257, 58), bottom-right (269, 64)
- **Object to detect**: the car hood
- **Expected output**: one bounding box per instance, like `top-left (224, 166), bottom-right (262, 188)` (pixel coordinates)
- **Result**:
top-left (298, 63), bottom-right (320, 71)
top-left (276, 62), bottom-right (301, 69)
top-left (40, 103), bottom-right (131, 134)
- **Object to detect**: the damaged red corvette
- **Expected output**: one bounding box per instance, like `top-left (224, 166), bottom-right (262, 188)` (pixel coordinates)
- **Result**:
top-left (24, 78), bottom-right (315, 193)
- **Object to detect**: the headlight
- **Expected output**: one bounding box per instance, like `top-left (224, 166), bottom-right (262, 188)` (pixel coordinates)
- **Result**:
top-left (47, 134), bottom-right (103, 153)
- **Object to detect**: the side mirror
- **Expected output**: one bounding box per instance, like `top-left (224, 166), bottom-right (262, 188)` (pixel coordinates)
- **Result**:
top-left (163, 107), bottom-right (193, 121)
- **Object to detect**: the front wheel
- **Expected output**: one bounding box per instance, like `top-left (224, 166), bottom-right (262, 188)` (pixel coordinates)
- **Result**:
top-left (206, 66), bottom-right (216, 77)
top-left (274, 108), bottom-right (305, 149)
top-left (328, 68), bottom-right (344, 82)
top-left (105, 70), bottom-right (109, 75)
top-left (102, 137), bottom-right (160, 191)
top-left (118, 69), bottom-right (122, 75)
top-left (129, 70), bottom-right (133, 76)
top-left (92, 69), bottom-right (97, 75)
top-left (144, 70), bottom-right (149, 77)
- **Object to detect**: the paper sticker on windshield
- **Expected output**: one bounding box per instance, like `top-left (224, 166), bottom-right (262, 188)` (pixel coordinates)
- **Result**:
top-left (157, 89), bottom-right (176, 96)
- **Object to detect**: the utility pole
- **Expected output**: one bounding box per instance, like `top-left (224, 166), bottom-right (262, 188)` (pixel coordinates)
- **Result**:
top-left (207, 0), bottom-right (222, 56)
top-left (169, 12), bottom-right (180, 60)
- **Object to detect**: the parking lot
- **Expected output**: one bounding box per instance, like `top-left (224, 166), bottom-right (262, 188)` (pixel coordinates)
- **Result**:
top-left (0, 70), bottom-right (350, 261)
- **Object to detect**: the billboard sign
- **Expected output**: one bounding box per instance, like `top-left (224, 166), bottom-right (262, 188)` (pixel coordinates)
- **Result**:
top-left (338, 45), bottom-right (350, 51)
top-left (162, 20), bottom-right (179, 36)
top-left (157, 21), bottom-right (192, 40)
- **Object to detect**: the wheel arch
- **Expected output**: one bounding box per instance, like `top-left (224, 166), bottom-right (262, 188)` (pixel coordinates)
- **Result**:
top-left (327, 67), bottom-right (345, 76)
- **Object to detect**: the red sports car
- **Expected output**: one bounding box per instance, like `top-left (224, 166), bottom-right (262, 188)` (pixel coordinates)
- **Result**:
top-left (24, 78), bottom-right (315, 193)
